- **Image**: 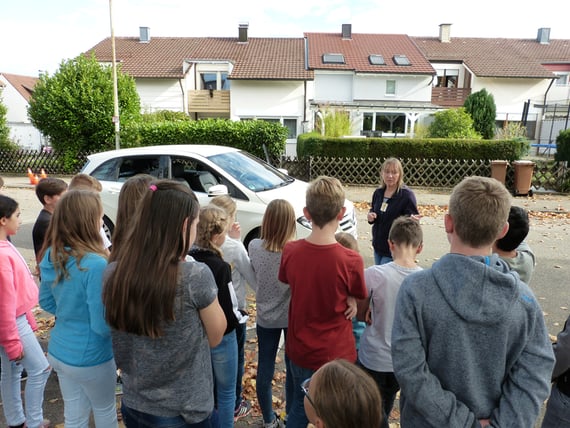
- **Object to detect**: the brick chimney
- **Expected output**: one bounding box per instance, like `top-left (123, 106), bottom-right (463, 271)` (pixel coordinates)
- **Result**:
top-left (238, 23), bottom-right (249, 43)
top-left (439, 23), bottom-right (452, 43)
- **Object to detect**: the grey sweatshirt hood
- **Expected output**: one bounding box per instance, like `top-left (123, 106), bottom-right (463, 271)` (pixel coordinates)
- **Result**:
top-left (432, 253), bottom-right (520, 326)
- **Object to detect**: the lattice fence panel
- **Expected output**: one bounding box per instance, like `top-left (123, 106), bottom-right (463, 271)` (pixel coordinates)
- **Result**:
top-left (2, 150), bottom-right (569, 192)
top-left (0, 150), bottom-right (89, 175)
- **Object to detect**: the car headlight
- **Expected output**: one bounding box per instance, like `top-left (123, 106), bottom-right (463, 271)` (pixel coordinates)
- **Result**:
top-left (297, 216), bottom-right (312, 230)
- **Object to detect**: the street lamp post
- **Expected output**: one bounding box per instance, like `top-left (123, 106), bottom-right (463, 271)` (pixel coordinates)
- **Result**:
top-left (109, 0), bottom-right (120, 150)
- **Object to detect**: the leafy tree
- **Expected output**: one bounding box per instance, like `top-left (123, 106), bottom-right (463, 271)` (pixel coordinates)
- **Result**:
top-left (28, 54), bottom-right (141, 171)
top-left (464, 88), bottom-right (496, 139)
top-left (0, 97), bottom-right (18, 151)
top-left (428, 107), bottom-right (481, 139)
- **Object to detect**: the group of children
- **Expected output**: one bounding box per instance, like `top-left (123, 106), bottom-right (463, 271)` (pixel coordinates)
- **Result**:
top-left (0, 170), bottom-right (565, 428)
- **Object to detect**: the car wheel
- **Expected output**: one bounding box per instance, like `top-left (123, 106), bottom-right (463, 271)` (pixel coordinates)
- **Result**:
top-left (103, 215), bottom-right (115, 243)
top-left (244, 227), bottom-right (261, 252)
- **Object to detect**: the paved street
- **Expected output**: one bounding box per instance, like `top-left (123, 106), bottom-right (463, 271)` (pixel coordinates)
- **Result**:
top-left (1, 175), bottom-right (569, 427)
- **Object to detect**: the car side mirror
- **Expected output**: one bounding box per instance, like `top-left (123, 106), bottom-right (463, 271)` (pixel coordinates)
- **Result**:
top-left (208, 184), bottom-right (229, 197)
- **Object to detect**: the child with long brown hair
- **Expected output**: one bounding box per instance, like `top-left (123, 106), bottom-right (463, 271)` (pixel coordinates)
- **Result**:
top-left (189, 205), bottom-right (243, 428)
top-left (248, 199), bottom-right (297, 428)
top-left (103, 180), bottom-right (226, 427)
top-left (108, 174), bottom-right (154, 261)
top-left (39, 189), bottom-right (117, 427)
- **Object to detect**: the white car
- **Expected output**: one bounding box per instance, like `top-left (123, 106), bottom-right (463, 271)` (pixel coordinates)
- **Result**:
top-left (81, 144), bottom-right (358, 248)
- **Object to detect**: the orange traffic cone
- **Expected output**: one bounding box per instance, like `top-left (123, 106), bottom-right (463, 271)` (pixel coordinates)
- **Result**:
top-left (40, 168), bottom-right (48, 179)
top-left (33, 174), bottom-right (39, 185)
top-left (27, 168), bottom-right (36, 184)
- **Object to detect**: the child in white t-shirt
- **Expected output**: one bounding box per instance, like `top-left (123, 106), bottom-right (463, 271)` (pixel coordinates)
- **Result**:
top-left (357, 216), bottom-right (423, 428)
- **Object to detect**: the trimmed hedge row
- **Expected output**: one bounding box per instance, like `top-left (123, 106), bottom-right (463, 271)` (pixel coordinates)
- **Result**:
top-left (121, 118), bottom-right (288, 160)
top-left (297, 133), bottom-right (530, 161)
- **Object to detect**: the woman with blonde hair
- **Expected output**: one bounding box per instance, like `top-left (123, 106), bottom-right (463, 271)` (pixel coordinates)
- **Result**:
top-left (39, 189), bottom-right (117, 427)
top-left (248, 199), bottom-right (297, 428)
top-left (367, 157), bottom-right (418, 265)
top-left (303, 359), bottom-right (383, 428)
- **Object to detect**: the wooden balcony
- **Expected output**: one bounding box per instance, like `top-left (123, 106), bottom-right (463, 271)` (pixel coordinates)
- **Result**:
top-left (431, 87), bottom-right (471, 107)
top-left (188, 90), bottom-right (230, 113)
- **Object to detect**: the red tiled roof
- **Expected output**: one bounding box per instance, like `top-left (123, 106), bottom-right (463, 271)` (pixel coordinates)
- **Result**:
top-left (304, 32), bottom-right (435, 75)
top-left (1, 73), bottom-right (38, 102)
top-left (86, 37), bottom-right (313, 80)
top-left (411, 36), bottom-right (570, 78)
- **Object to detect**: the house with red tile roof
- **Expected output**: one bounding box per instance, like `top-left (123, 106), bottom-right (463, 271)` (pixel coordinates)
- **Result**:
top-left (86, 24), bottom-right (313, 155)
top-left (412, 24), bottom-right (570, 143)
top-left (304, 24), bottom-right (440, 137)
top-left (85, 23), bottom-right (570, 148)
top-left (0, 72), bottom-right (44, 150)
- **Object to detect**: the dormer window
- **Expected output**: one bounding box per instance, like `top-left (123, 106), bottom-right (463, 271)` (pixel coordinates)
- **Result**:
top-left (393, 55), bottom-right (411, 66)
top-left (369, 55), bottom-right (386, 65)
top-left (323, 53), bottom-right (345, 64)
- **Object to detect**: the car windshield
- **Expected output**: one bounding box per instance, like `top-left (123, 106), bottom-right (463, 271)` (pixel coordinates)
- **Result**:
top-left (207, 151), bottom-right (293, 192)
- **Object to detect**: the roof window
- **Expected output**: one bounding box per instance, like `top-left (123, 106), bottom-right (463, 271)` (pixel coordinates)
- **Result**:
top-left (369, 55), bottom-right (386, 65)
top-left (322, 53), bottom-right (345, 64)
top-left (393, 55), bottom-right (411, 66)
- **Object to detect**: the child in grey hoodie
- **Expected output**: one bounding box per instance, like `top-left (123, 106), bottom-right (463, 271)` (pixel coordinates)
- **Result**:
top-left (392, 176), bottom-right (554, 428)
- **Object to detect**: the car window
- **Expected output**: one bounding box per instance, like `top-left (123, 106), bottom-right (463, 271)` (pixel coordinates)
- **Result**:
top-left (90, 158), bottom-right (121, 182)
top-left (170, 156), bottom-right (248, 200)
top-left (118, 157), bottom-right (164, 181)
top-left (207, 151), bottom-right (292, 192)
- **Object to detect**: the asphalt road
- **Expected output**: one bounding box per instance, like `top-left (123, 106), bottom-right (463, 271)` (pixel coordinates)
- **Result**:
top-left (2, 182), bottom-right (569, 427)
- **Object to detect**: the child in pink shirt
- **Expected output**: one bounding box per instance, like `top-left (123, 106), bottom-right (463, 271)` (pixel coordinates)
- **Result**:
top-left (0, 195), bottom-right (50, 428)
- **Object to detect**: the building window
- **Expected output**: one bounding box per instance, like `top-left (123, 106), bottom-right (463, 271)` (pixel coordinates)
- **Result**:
top-left (369, 55), bottom-right (385, 65)
top-left (200, 72), bottom-right (230, 90)
top-left (393, 55), bottom-right (411, 66)
top-left (322, 53), bottom-right (345, 64)
top-left (283, 119), bottom-right (297, 138)
top-left (386, 80), bottom-right (396, 95)
top-left (556, 73), bottom-right (569, 86)
top-left (436, 69), bottom-right (459, 88)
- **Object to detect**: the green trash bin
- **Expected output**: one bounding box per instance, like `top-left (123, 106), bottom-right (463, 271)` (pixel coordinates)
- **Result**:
top-left (513, 160), bottom-right (535, 196)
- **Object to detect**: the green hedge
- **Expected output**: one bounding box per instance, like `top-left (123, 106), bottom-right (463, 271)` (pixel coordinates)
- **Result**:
top-left (121, 118), bottom-right (288, 160)
top-left (297, 134), bottom-right (529, 161)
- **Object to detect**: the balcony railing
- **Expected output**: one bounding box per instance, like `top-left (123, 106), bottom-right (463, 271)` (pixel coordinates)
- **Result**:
top-left (188, 90), bottom-right (230, 113)
top-left (431, 87), bottom-right (471, 107)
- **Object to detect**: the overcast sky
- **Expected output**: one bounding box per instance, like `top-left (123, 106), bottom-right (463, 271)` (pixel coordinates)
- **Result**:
top-left (2, 0), bottom-right (570, 76)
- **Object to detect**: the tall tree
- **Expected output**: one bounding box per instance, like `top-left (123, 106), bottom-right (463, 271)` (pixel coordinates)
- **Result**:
top-left (28, 54), bottom-right (141, 171)
top-left (464, 88), bottom-right (496, 139)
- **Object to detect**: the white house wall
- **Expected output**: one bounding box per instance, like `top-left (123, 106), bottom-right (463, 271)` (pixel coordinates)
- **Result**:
top-left (230, 80), bottom-right (305, 119)
top-left (9, 123), bottom-right (43, 151)
top-left (0, 75), bottom-right (43, 150)
top-left (136, 78), bottom-right (185, 113)
top-left (471, 77), bottom-right (550, 121)
top-left (314, 72), bottom-right (353, 102)
top-left (353, 74), bottom-right (433, 102)
top-left (231, 80), bottom-right (306, 156)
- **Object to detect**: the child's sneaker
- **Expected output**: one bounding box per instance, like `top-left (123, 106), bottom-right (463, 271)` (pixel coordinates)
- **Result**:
top-left (264, 415), bottom-right (285, 428)
top-left (233, 398), bottom-right (252, 421)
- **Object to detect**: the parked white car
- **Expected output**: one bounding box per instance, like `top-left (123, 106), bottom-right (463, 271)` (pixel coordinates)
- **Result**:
top-left (81, 145), bottom-right (357, 248)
